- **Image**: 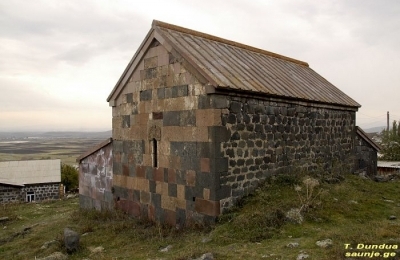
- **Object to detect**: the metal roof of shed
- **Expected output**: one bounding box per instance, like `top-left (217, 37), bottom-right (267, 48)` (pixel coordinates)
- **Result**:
top-left (377, 161), bottom-right (400, 168)
top-left (108, 20), bottom-right (360, 108)
top-left (0, 159), bottom-right (61, 186)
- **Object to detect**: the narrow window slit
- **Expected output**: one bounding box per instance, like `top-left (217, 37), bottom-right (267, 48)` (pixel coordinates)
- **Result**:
top-left (152, 138), bottom-right (158, 168)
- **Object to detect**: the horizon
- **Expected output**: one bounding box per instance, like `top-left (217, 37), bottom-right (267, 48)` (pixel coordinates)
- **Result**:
top-left (0, 120), bottom-right (394, 133)
top-left (1, 1), bottom-right (399, 132)
top-left (0, 129), bottom-right (112, 133)
top-left (0, 126), bottom-right (389, 134)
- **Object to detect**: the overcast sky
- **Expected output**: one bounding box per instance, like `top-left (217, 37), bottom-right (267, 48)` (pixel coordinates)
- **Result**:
top-left (1, 0), bottom-right (399, 132)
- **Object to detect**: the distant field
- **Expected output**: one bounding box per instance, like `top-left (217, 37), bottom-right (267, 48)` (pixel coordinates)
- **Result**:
top-left (0, 138), bottom-right (107, 165)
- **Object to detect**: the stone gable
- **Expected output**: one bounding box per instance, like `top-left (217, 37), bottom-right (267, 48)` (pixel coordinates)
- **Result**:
top-left (80, 21), bottom-right (378, 226)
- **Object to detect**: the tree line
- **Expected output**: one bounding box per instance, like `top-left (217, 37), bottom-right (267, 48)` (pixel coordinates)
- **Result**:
top-left (380, 120), bottom-right (400, 161)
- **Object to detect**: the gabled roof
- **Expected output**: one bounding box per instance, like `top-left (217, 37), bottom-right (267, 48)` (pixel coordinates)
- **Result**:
top-left (0, 159), bottom-right (61, 186)
top-left (356, 126), bottom-right (381, 151)
top-left (108, 20), bottom-right (360, 108)
top-left (76, 138), bottom-right (113, 163)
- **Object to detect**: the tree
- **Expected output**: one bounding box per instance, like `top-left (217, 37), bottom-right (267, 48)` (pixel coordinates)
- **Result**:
top-left (61, 163), bottom-right (79, 192)
top-left (381, 120), bottom-right (400, 161)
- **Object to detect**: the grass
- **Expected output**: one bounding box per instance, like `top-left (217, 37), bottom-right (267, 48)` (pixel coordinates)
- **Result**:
top-left (1, 174), bottom-right (400, 259)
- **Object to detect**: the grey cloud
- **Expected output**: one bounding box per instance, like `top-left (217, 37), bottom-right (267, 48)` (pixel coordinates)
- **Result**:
top-left (0, 77), bottom-right (109, 115)
top-left (1, 0), bottom-right (399, 131)
top-left (0, 1), bottom-right (148, 68)
top-left (0, 3), bottom-right (54, 38)
top-left (337, 1), bottom-right (400, 48)
top-left (0, 80), bottom-right (63, 112)
top-left (53, 43), bottom-right (98, 64)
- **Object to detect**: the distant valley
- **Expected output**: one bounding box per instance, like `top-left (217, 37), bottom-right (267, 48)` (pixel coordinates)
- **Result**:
top-left (0, 130), bottom-right (112, 140)
top-left (0, 130), bottom-right (112, 165)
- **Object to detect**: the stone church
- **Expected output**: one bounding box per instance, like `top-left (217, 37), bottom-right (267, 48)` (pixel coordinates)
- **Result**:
top-left (78, 20), bottom-right (379, 226)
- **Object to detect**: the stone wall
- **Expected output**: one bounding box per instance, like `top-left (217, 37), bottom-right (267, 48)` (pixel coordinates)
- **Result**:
top-left (0, 183), bottom-right (60, 203)
top-left (216, 94), bottom-right (357, 211)
top-left (79, 142), bottom-right (113, 211)
top-left (111, 39), bottom-right (358, 225)
top-left (22, 183), bottom-right (60, 201)
top-left (355, 133), bottom-right (378, 176)
top-left (0, 184), bottom-right (22, 203)
top-left (111, 41), bottom-right (228, 226)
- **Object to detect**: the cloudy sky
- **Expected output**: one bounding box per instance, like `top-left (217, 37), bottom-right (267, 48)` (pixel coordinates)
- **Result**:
top-left (1, 0), bottom-right (399, 132)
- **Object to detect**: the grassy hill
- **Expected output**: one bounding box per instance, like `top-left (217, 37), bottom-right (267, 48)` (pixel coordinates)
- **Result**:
top-left (1, 174), bottom-right (400, 259)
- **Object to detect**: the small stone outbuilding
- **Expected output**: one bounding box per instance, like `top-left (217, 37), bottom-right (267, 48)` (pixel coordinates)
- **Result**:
top-left (80, 20), bottom-right (379, 225)
top-left (355, 127), bottom-right (381, 176)
top-left (77, 138), bottom-right (113, 211)
top-left (0, 159), bottom-right (61, 203)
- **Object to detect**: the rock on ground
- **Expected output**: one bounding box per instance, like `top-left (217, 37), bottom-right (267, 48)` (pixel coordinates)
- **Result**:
top-left (0, 217), bottom-right (9, 222)
top-left (159, 245), bottom-right (173, 252)
top-left (66, 194), bottom-right (78, 199)
top-left (64, 228), bottom-right (80, 253)
top-left (41, 240), bottom-right (57, 250)
top-left (286, 242), bottom-right (299, 248)
top-left (37, 252), bottom-right (68, 260)
top-left (88, 246), bottom-right (104, 254)
top-left (316, 239), bottom-right (333, 248)
top-left (297, 252), bottom-right (309, 260)
top-left (192, 253), bottom-right (214, 260)
top-left (201, 237), bottom-right (212, 243)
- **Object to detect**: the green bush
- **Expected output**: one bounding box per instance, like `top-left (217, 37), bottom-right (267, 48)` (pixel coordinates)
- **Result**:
top-left (61, 163), bottom-right (79, 192)
top-left (381, 120), bottom-right (400, 160)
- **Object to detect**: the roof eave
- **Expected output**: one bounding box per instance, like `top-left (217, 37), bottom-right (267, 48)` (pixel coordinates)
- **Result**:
top-left (356, 126), bottom-right (382, 151)
top-left (0, 181), bottom-right (24, 187)
top-left (76, 138), bottom-right (113, 163)
top-left (213, 86), bottom-right (360, 110)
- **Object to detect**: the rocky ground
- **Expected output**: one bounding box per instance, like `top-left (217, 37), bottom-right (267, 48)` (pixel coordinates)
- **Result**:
top-left (1, 174), bottom-right (400, 259)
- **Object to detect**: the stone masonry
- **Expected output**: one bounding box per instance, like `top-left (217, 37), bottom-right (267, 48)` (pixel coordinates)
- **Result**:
top-left (79, 140), bottom-right (113, 211)
top-left (0, 184), bottom-right (22, 203)
top-left (355, 128), bottom-right (379, 176)
top-left (22, 183), bottom-right (60, 201)
top-left (110, 38), bottom-right (358, 226)
top-left (111, 41), bottom-right (229, 225)
top-left (217, 95), bottom-right (356, 210)
top-left (0, 183), bottom-right (60, 203)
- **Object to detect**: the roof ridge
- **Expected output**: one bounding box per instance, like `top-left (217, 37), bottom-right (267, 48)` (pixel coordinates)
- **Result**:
top-left (152, 20), bottom-right (309, 67)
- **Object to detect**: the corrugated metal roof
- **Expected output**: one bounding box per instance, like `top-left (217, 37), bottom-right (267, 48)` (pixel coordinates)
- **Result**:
top-left (0, 178), bottom-right (24, 187)
top-left (0, 159), bottom-right (61, 185)
top-left (153, 20), bottom-right (361, 108)
top-left (378, 161), bottom-right (400, 168)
